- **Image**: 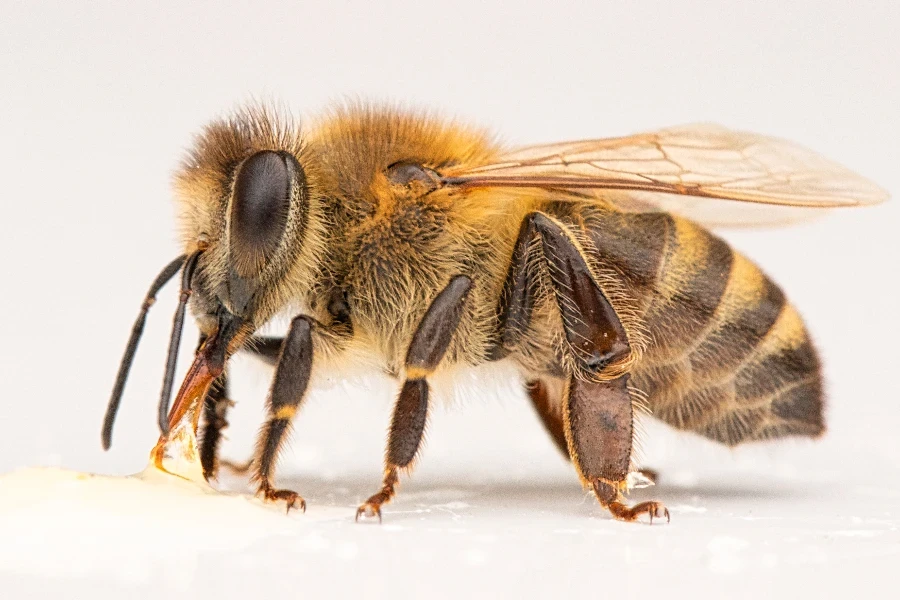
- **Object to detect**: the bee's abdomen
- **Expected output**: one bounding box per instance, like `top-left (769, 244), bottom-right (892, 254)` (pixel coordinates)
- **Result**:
top-left (585, 209), bottom-right (824, 446)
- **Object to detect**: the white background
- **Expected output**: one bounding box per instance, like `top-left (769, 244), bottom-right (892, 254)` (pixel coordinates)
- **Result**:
top-left (0, 1), bottom-right (897, 598)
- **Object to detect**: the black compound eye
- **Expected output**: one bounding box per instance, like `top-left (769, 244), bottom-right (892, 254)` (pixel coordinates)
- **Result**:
top-left (386, 162), bottom-right (441, 193)
top-left (229, 150), bottom-right (294, 277)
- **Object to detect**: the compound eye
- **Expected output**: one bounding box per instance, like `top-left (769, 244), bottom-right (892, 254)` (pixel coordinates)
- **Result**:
top-left (229, 151), bottom-right (293, 277)
top-left (386, 162), bottom-right (441, 193)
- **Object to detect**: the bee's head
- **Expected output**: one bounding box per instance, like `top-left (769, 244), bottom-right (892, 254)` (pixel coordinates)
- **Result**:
top-left (102, 106), bottom-right (327, 446)
top-left (158, 108), bottom-right (324, 435)
top-left (174, 106), bottom-right (323, 339)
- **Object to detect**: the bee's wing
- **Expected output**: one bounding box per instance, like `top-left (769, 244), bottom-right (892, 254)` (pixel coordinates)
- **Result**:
top-left (442, 124), bottom-right (889, 227)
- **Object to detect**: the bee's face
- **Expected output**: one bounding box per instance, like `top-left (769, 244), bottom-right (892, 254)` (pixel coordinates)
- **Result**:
top-left (160, 147), bottom-right (316, 432)
top-left (169, 107), bottom-right (320, 340)
top-left (188, 148), bottom-right (311, 339)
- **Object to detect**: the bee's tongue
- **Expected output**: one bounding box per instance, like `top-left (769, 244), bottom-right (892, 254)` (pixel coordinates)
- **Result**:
top-left (166, 348), bottom-right (222, 438)
top-left (151, 315), bottom-right (245, 473)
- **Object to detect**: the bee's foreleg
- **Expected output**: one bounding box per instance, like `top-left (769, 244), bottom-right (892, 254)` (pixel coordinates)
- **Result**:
top-left (356, 275), bottom-right (473, 523)
top-left (252, 316), bottom-right (315, 513)
top-left (195, 336), bottom-right (284, 480)
top-left (197, 373), bottom-right (231, 480)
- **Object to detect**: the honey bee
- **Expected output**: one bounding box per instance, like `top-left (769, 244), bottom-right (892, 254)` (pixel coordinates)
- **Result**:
top-left (101, 103), bottom-right (887, 523)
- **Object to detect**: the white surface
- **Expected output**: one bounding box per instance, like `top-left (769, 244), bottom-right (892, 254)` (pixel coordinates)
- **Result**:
top-left (0, 1), bottom-right (898, 598)
top-left (1, 454), bottom-right (898, 598)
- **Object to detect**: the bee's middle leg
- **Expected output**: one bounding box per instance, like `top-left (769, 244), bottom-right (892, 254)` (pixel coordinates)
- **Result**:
top-left (197, 336), bottom-right (287, 479)
top-left (526, 378), bottom-right (570, 459)
top-left (356, 275), bottom-right (473, 523)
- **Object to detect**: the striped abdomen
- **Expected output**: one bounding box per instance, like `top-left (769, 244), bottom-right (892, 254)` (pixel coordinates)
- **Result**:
top-left (582, 207), bottom-right (824, 446)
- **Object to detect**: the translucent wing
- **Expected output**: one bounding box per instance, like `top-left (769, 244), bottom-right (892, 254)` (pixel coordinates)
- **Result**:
top-left (441, 124), bottom-right (888, 227)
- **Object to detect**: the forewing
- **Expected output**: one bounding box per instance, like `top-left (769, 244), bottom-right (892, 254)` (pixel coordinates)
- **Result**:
top-left (442, 124), bottom-right (888, 226)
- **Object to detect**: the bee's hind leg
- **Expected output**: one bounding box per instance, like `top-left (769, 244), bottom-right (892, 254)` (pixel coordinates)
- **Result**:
top-left (567, 376), bottom-right (669, 523)
top-left (527, 380), bottom-right (661, 485)
top-left (356, 275), bottom-right (473, 523)
top-left (498, 212), bottom-right (669, 523)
